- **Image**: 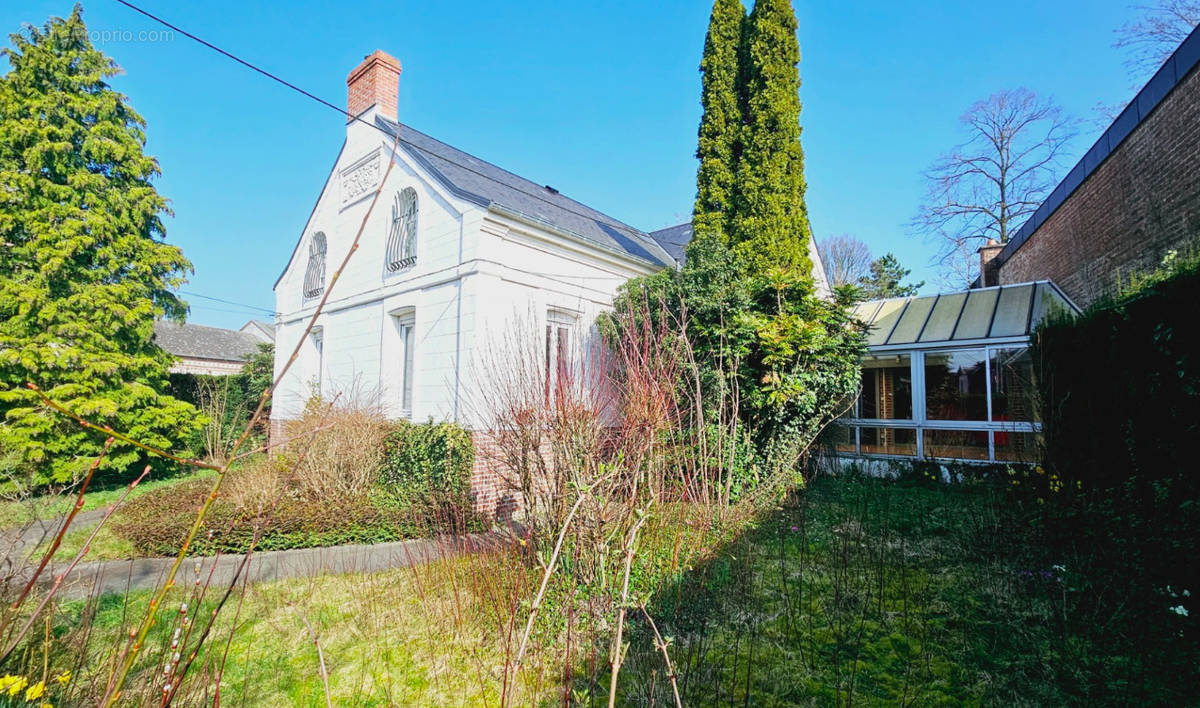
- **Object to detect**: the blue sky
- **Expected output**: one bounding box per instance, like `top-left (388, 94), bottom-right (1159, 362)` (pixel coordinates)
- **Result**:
top-left (2, 1), bottom-right (1150, 328)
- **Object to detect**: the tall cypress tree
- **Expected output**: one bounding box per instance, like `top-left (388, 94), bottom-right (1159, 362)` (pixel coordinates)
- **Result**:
top-left (731, 0), bottom-right (812, 278)
top-left (690, 0), bottom-right (746, 251)
top-left (0, 7), bottom-right (200, 483)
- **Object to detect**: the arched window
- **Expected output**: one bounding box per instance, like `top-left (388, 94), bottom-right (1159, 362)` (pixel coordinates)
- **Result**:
top-left (385, 188), bottom-right (418, 272)
top-left (303, 231), bottom-right (327, 299)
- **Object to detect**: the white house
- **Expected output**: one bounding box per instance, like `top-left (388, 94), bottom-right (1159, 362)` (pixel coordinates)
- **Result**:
top-left (271, 50), bottom-right (828, 514)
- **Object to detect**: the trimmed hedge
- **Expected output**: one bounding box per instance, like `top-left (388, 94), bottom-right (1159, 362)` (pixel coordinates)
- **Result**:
top-left (377, 420), bottom-right (474, 511)
top-left (1032, 248), bottom-right (1200, 640)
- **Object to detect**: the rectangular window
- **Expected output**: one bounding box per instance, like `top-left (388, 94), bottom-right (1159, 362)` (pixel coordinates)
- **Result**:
top-left (545, 311), bottom-right (574, 404)
top-left (310, 328), bottom-right (324, 393)
top-left (859, 354), bottom-right (913, 419)
top-left (924, 349), bottom-right (988, 421)
top-left (831, 424), bottom-right (857, 454)
top-left (393, 315), bottom-right (415, 417)
top-left (990, 347), bottom-right (1037, 423)
top-left (859, 427), bottom-right (917, 457)
top-left (923, 429), bottom-right (990, 461)
top-left (993, 431), bottom-right (1041, 463)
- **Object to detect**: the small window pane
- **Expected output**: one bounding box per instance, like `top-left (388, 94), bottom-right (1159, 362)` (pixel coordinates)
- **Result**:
top-left (924, 349), bottom-right (988, 421)
top-left (993, 431), bottom-right (1042, 463)
top-left (859, 427), bottom-right (916, 457)
top-left (859, 354), bottom-right (912, 420)
top-left (923, 429), bottom-right (989, 461)
top-left (990, 347), bottom-right (1038, 423)
top-left (919, 293), bottom-right (967, 343)
top-left (866, 299), bottom-right (907, 346)
top-left (989, 285), bottom-right (1034, 337)
top-left (888, 296), bottom-right (936, 344)
top-left (830, 424), bottom-right (856, 454)
top-left (952, 289), bottom-right (999, 340)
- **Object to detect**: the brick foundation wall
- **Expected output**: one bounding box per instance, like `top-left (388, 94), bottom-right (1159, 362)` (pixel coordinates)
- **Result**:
top-left (997, 63), bottom-right (1200, 309)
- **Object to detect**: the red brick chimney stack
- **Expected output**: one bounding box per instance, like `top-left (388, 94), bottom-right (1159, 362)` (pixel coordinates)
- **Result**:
top-left (978, 238), bottom-right (1003, 287)
top-left (347, 50), bottom-right (402, 122)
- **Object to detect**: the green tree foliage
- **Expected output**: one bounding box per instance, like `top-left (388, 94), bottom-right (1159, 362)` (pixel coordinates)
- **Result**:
top-left (858, 253), bottom-right (924, 299)
top-left (0, 7), bottom-right (200, 483)
top-left (609, 0), bottom-right (861, 488)
top-left (693, 0), bottom-right (747, 247)
top-left (731, 0), bottom-right (812, 277)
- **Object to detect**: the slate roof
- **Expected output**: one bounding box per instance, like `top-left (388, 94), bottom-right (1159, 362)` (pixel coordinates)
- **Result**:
top-left (153, 321), bottom-right (265, 363)
top-left (240, 319), bottom-right (275, 343)
top-left (377, 116), bottom-right (677, 268)
top-left (648, 222), bottom-right (693, 263)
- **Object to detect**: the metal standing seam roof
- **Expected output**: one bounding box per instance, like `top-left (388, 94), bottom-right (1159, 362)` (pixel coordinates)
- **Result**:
top-left (854, 281), bottom-right (1079, 348)
top-left (375, 117), bottom-right (677, 268)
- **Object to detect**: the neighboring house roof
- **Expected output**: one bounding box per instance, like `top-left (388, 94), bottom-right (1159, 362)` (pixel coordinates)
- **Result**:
top-left (240, 319), bottom-right (275, 343)
top-left (647, 220), bottom-right (832, 296)
top-left (853, 280), bottom-right (1079, 349)
top-left (376, 116), bottom-right (677, 268)
top-left (979, 23), bottom-right (1200, 284)
top-left (153, 321), bottom-right (264, 363)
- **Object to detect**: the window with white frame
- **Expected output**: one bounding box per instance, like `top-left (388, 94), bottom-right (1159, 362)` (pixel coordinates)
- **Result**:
top-left (391, 312), bottom-right (415, 418)
top-left (837, 344), bottom-right (1041, 463)
top-left (309, 327), bottom-right (324, 394)
top-left (303, 232), bottom-right (327, 299)
top-left (385, 188), bottom-right (418, 273)
top-left (545, 310), bottom-right (575, 404)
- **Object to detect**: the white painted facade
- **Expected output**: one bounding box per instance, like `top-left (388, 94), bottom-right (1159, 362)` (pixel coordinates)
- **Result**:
top-left (272, 106), bottom-right (662, 429)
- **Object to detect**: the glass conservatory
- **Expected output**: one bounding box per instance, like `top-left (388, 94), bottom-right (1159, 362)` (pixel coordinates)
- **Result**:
top-left (834, 281), bottom-right (1078, 464)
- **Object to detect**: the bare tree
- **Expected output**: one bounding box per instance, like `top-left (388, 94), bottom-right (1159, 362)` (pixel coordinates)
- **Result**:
top-left (913, 88), bottom-right (1077, 286)
top-left (1115, 1), bottom-right (1200, 82)
top-left (817, 234), bottom-right (872, 288)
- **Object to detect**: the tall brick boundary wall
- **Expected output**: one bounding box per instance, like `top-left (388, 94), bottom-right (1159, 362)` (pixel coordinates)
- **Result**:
top-left (995, 59), bottom-right (1200, 308)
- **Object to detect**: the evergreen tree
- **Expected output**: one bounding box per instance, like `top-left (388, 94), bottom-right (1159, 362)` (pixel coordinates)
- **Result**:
top-left (858, 253), bottom-right (925, 299)
top-left (731, 0), bottom-right (812, 278)
top-left (691, 0), bottom-right (746, 250)
top-left (0, 7), bottom-right (200, 483)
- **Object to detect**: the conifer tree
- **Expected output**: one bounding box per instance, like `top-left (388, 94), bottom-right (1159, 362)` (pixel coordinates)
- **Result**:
top-left (731, 0), bottom-right (812, 278)
top-left (0, 7), bottom-right (200, 483)
top-left (691, 0), bottom-right (746, 250)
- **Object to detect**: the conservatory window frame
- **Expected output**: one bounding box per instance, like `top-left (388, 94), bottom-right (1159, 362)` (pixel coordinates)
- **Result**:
top-left (839, 335), bottom-right (1041, 463)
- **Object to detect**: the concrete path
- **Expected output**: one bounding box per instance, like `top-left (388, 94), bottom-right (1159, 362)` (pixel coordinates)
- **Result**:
top-left (0, 508), bottom-right (108, 559)
top-left (26, 530), bottom-right (512, 599)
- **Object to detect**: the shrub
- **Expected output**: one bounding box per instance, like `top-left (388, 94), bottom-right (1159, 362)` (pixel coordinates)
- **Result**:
top-left (376, 420), bottom-right (474, 512)
top-left (280, 398), bottom-right (393, 498)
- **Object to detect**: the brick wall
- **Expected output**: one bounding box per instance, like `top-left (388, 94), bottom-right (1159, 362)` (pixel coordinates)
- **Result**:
top-left (997, 63), bottom-right (1200, 308)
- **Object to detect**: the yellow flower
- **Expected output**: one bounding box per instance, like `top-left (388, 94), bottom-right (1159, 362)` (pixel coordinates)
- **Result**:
top-left (41, 704), bottom-right (54, 708)
top-left (0, 675), bottom-right (16, 690)
top-left (55, 671), bottom-right (70, 687)
top-left (25, 680), bottom-right (45, 701)
top-left (7, 675), bottom-right (27, 697)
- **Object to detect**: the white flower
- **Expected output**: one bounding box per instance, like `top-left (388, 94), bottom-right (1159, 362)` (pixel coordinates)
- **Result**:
top-left (1169, 605), bottom-right (1188, 617)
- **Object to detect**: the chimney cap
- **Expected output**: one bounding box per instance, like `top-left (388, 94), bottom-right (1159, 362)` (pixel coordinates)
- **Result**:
top-left (347, 50), bottom-right (402, 84)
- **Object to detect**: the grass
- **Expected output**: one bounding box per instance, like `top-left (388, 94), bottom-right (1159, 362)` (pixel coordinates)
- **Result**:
top-left (61, 547), bottom-right (557, 706)
top-left (0, 466), bottom-right (218, 529)
top-left (614, 472), bottom-right (1198, 706)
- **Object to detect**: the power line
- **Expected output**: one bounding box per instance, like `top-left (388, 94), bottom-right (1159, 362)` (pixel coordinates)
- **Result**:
top-left (110, 0), bottom-right (669, 254)
top-left (179, 289), bottom-right (275, 315)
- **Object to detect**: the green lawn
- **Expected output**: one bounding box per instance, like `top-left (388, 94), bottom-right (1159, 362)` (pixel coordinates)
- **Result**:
top-left (0, 467), bottom-right (218, 530)
top-left (614, 473), bottom-right (1197, 707)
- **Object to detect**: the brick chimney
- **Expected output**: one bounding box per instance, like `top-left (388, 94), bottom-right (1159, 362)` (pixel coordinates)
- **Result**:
top-left (978, 238), bottom-right (1003, 287)
top-left (347, 50), bottom-right (402, 122)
